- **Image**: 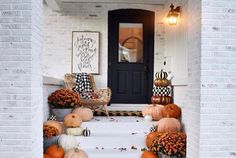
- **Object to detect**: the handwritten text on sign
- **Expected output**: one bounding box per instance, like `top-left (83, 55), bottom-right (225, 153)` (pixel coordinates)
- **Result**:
top-left (73, 32), bottom-right (99, 73)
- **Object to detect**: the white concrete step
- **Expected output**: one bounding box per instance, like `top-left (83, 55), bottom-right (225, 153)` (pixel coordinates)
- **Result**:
top-left (84, 148), bottom-right (142, 158)
top-left (76, 133), bottom-right (146, 149)
top-left (80, 116), bottom-right (157, 134)
top-left (108, 104), bottom-right (146, 111)
top-left (65, 116), bottom-right (156, 158)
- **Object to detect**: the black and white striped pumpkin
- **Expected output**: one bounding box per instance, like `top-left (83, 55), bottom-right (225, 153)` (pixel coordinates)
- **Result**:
top-left (82, 128), bottom-right (91, 137)
top-left (155, 69), bottom-right (168, 79)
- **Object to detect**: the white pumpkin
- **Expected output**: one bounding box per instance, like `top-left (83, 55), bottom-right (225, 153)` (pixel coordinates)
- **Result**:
top-left (72, 107), bottom-right (93, 121)
top-left (58, 134), bottom-right (77, 152)
top-left (66, 127), bottom-right (84, 136)
top-left (64, 146), bottom-right (89, 158)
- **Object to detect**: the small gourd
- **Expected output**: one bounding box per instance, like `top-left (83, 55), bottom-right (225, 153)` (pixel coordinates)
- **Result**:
top-left (72, 107), bottom-right (93, 121)
top-left (156, 69), bottom-right (168, 79)
top-left (64, 146), bottom-right (89, 158)
top-left (66, 127), bottom-right (84, 136)
top-left (82, 128), bottom-right (91, 137)
top-left (58, 134), bottom-right (77, 152)
top-left (64, 113), bottom-right (82, 128)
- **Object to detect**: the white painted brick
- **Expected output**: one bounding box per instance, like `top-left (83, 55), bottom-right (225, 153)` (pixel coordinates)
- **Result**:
top-left (200, 1), bottom-right (236, 158)
top-left (0, 0), bottom-right (43, 157)
top-left (43, 3), bottom-right (164, 88)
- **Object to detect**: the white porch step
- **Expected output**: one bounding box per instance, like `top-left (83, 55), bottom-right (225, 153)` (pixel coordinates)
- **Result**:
top-left (74, 116), bottom-right (157, 158)
top-left (84, 148), bottom-right (142, 158)
top-left (81, 122), bottom-right (156, 134)
top-left (76, 133), bottom-right (146, 149)
top-left (108, 104), bottom-right (146, 111)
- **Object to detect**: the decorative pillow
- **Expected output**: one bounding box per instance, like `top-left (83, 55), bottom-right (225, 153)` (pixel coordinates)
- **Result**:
top-left (73, 73), bottom-right (94, 99)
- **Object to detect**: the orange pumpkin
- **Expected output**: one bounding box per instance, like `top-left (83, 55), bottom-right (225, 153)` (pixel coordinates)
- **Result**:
top-left (64, 113), bottom-right (82, 127)
top-left (142, 104), bottom-right (164, 121)
top-left (157, 118), bottom-right (181, 132)
top-left (154, 78), bottom-right (170, 87)
top-left (141, 150), bottom-right (157, 158)
top-left (161, 104), bottom-right (181, 119)
top-left (146, 132), bottom-right (163, 149)
top-left (45, 144), bottom-right (65, 158)
top-left (43, 154), bottom-right (52, 158)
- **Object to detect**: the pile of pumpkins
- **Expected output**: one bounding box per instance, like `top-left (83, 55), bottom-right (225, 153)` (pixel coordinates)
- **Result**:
top-left (141, 103), bottom-right (183, 158)
top-left (151, 69), bottom-right (173, 105)
top-left (43, 107), bottom-right (93, 158)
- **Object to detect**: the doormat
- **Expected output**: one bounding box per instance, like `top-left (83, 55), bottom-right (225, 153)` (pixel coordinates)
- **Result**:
top-left (94, 110), bottom-right (142, 117)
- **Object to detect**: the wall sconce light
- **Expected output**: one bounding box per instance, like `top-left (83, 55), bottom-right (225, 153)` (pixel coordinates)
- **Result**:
top-left (167, 3), bottom-right (180, 25)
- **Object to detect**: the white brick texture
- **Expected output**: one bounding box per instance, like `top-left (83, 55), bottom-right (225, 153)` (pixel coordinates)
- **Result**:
top-left (200, 0), bottom-right (236, 158)
top-left (42, 3), bottom-right (165, 88)
top-left (0, 0), bottom-right (43, 157)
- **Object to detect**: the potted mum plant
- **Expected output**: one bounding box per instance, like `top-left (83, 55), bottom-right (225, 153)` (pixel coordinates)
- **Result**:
top-left (151, 132), bottom-right (186, 158)
top-left (48, 89), bottom-right (81, 121)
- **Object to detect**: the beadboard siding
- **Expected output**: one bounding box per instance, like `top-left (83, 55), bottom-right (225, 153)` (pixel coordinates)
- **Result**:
top-left (185, 0), bottom-right (201, 157)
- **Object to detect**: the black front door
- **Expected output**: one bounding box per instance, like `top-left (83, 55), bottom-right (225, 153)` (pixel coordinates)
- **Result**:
top-left (108, 9), bottom-right (154, 104)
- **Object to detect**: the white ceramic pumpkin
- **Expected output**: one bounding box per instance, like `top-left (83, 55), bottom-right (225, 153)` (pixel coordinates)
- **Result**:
top-left (64, 146), bottom-right (89, 158)
top-left (66, 127), bottom-right (84, 136)
top-left (58, 134), bottom-right (77, 152)
top-left (142, 104), bottom-right (164, 121)
top-left (157, 118), bottom-right (181, 132)
top-left (72, 107), bottom-right (93, 121)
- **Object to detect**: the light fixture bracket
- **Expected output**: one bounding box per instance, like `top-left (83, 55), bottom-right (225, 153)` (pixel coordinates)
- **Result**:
top-left (170, 3), bottom-right (180, 13)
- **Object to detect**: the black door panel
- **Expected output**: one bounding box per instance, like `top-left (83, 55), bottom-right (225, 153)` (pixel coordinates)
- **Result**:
top-left (108, 9), bottom-right (154, 104)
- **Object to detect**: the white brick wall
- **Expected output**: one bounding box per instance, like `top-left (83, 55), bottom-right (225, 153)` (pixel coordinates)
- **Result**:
top-left (0, 0), bottom-right (43, 157)
top-left (42, 3), bottom-right (165, 88)
top-left (200, 0), bottom-right (236, 158)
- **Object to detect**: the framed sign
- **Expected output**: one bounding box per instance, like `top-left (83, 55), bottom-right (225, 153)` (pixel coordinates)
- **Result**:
top-left (72, 31), bottom-right (100, 74)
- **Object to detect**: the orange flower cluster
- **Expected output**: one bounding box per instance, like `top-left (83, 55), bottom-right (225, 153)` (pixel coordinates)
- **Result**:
top-left (43, 120), bottom-right (63, 138)
top-left (151, 132), bottom-right (186, 157)
top-left (48, 89), bottom-right (81, 108)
